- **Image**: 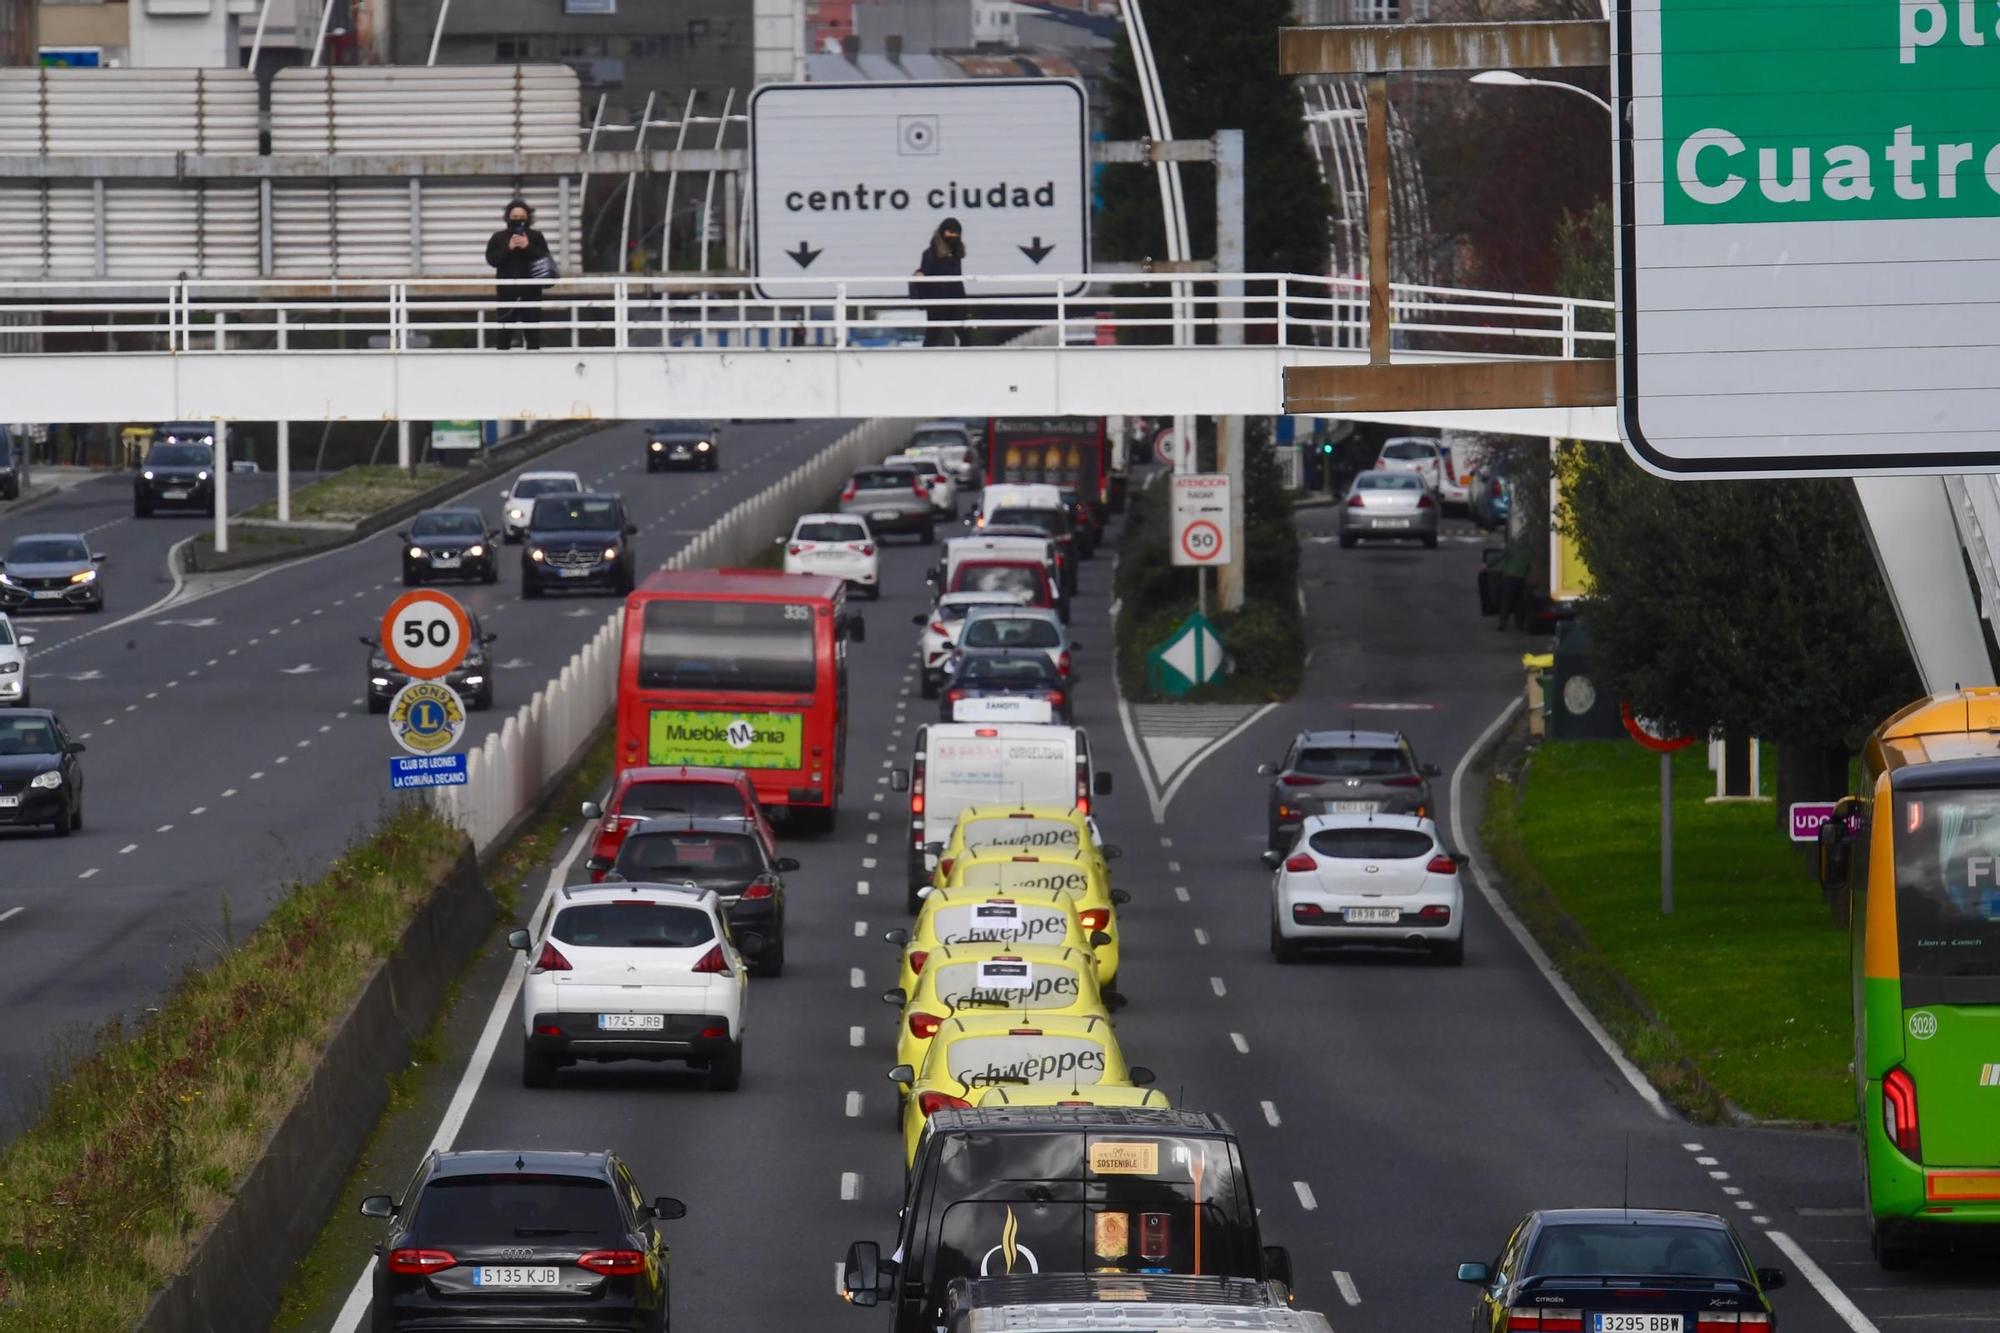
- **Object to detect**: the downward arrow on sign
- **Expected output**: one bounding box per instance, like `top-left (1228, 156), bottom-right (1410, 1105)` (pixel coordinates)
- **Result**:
top-left (787, 241), bottom-right (822, 268)
top-left (1019, 237), bottom-right (1055, 264)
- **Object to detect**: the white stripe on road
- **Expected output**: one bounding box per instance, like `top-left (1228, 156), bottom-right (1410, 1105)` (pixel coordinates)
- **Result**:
top-left (1209, 976), bottom-right (1226, 997)
top-left (1765, 1232), bottom-right (1879, 1333)
top-left (1260, 1100), bottom-right (1280, 1127)
top-left (849, 967), bottom-right (866, 989)
top-left (1230, 1032), bottom-right (1249, 1054)
top-left (0, 907), bottom-right (22, 924)
top-left (1332, 1270), bottom-right (1361, 1306)
top-left (840, 1171), bottom-right (862, 1201)
top-left (849, 1026), bottom-right (865, 1047)
top-left (845, 1091), bottom-right (862, 1118)
top-left (1292, 1181), bottom-right (1317, 1211)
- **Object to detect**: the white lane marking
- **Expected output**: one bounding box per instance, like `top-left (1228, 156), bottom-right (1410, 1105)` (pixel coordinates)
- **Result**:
top-left (862, 857), bottom-right (876, 869)
top-left (1696, 1156), bottom-right (1718, 1165)
top-left (850, 1026), bottom-right (865, 1047)
top-left (1332, 1271), bottom-right (1361, 1306)
top-left (1292, 1181), bottom-right (1317, 1211)
top-left (1174, 886), bottom-right (1190, 903)
top-left (189, 806), bottom-right (206, 815)
top-left (1193, 928), bottom-right (1209, 946)
top-left (1209, 976), bottom-right (1226, 997)
top-left (1260, 1100), bottom-right (1280, 1127)
top-left (1734, 1200), bottom-right (1755, 1211)
top-left (1160, 837), bottom-right (1173, 847)
top-left (78, 868), bottom-right (98, 880)
top-left (1722, 1186), bottom-right (1742, 1196)
top-left (0, 907), bottom-right (23, 924)
top-left (327, 818), bottom-right (597, 1333)
top-left (1449, 697), bottom-right (1671, 1120)
top-left (849, 967), bottom-right (866, 989)
top-left (856, 879), bottom-right (870, 896)
top-left (1167, 860), bottom-right (1181, 873)
top-left (156, 824), bottom-right (174, 833)
top-left (840, 1171), bottom-right (862, 1201)
top-left (1683, 1142), bottom-right (1705, 1152)
top-left (1708, 1170), bottom-right (1729, 1181)
top-left (251, 772), bottom-right (264, 781)
top-left (1230, 1032), bottom-right (1249, 1054)
top-left (118, 843), bottom-right (138, 855)
top-left (854, 921), bottom-right (867, 937)
top-left (845, 1092), bottom-right (862, 1118)
top-left (1765, 1232), bottom-right (1878, 1332)
top-left (866, 833), bottom-right (878, 845)
top-left (222, 788), bottom-right (238, 798)
top-left (1118, 691), bottom-right (1278, 824)
top-left (1752, 1215), bottom-right (1771, 1225)
top-left (868, 810), bottom-right (881, 822)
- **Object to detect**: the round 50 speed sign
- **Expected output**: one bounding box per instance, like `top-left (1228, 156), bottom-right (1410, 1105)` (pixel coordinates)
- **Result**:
top-left (379, 589), bottom-right (472, 680)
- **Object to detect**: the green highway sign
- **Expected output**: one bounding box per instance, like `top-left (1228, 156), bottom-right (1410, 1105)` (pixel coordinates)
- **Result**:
top-left (1619, 0), bottom-right (2000, 474)
top-left (1146, 612), bottom-right (1224, 698)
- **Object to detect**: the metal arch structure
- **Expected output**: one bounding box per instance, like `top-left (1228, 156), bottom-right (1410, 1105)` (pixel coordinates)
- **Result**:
top-left (1297, 77), bottom-right (1442, 307)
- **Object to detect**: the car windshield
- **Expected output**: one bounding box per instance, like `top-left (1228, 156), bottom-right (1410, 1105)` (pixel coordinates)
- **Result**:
top-left (954, 860), bottom-right (1089, 895)
top-left (851, 469), bottom-right (910, 491)
top-left (512, 476), bottom-right (579, 501)
top-left (928, 959), bottom-right (1087, 1011)
top-left (940, 1033), bottom-right (1108, 1087)
top-left (532, 498), bottom-right (620, 530)
top-left (6, 537), bottom-right (86, 565)
top-left (552, 902), bottom-right (715, 948)
top-left (1357, 473), bottom-right (1423, 492)
top-left (412, 511), bottom-right (484, 537)
top-left (910, 431), bottom-right (967, 452)
top-left (1382, 442), bottom-right (1437, 460)
top-left (1295, 745), bottom-right (1410, 778)
top-left (146, 445), bottom-right (210, 468)
top-left (413, 1175), bottom-right (626, 1241)
top-left (1525, 1223), bottom-right (1748, 1281)
top-left (961, 657), bottom-right (1057, 686)
top-left (1892, 788), bottom-right (2000, 1004)
top-left (620, 781), bottom-right (749, 819)
top-left (638, 599), bottom-right (817, 693)
top-left (651, 420), bottom-right (708, 434)
top-left (0, 718), bottom-right (57, 754)
top-left (957, 566), bottom-right (1042, 597)
top-left (1307, 828), bottom-right (1434, 859)
top-left (963, 817), bottom-right (1081, 854)
top-left (990, 508), bottom-right (1067, 533)
top-left (797, 521), bottom-right (867, 543)
top-left (962, 618), bottom-right (1062, 650)
top-left (615, 831), bottom-right (763, 881)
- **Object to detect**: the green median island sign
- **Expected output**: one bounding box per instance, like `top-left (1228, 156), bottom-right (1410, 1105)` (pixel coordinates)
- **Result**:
top-left (1147, 612), bottom-right (1224, 698)
top-left (648, 709), bottom-right (804, 769)
top-left (1618, 0), bottom-right (2000, 475)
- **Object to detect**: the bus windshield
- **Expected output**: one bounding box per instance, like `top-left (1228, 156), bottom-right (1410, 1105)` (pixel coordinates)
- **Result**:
top-left (1893, 788), bottom-right (2000, 1004)
top-left (638, 600), bottom-right (816, 694)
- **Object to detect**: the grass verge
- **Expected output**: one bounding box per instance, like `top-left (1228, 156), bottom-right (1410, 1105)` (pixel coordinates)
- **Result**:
top-left (1482, 736), bottom-right (1851, 1125)
top-left (241, 465), bottom-right (452, 524)
top-left (0, 804), bottom-right (466, 1332)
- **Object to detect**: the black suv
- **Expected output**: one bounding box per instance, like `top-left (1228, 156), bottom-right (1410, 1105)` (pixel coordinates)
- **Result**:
top-left (1257, 728), bottom-right (1441, 854)
top-left (523, 493), bottom-right (639, 598)
top-left (133, 436), bottom-right (217, 517)
top-left (0, 426), bottom-right (25, 501)
top-left (645, 420), bottom-right (719, 472)
top-left (401, 506), bottom-right (500, 586)
top-left (360, 1149), bottom-right (684, 1333)
top-left (597, 816), bottom-right (799, 976)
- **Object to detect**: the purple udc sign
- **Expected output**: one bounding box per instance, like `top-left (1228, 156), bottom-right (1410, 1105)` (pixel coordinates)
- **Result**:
top-left (1789, 802), bottom-right (1839, 843)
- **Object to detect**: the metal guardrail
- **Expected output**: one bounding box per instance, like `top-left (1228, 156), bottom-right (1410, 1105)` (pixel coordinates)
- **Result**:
top-left (0, 272), bottom-right (1614, 361)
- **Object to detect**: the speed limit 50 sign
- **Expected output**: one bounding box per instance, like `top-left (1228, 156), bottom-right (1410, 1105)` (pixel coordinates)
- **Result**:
top-left (1170, 473), bottom-right (1232, 568)
top-left (379, 589), bottom-right (473, 680)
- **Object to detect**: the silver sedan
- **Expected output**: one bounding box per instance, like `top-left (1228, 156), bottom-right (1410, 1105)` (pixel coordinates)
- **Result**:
top-left (1337, 469), bottom-right (1439, 549)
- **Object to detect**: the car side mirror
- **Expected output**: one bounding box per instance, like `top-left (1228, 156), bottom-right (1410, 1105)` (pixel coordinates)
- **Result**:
top-left (773, 856), bottom-right (801, 873)
top-left (1454, 853), bottom-right (1472, 871)
top-left (1260, 850), bottom-right (1283, 870)
top-left (1105, 990), bottom-right (1128, 1012)
top-left (580, 800), bottom-right (603, 819)
top-left (1070, 641), bottom-right (1082, 650)
top-left (848, 615), bottom-right (866, 643)
top-left (1257, 762), bottom-right (1276, 776)
top-left (1110, 888), bottom-right (1131, 906)
top-left (774, 536), bottom-right (787, 546)
top-left (395, 530), bottom-right (409, 542)
top-left (1756, 1267), bottom-right (1786, 1291)
top-left (585, 856), bottom-right (611, 873)
top-left (1455, 1261), bottom-right (1491, 1285)
top-left (911, 613), bottom-right (928, 626)
top-left (923, 841), bottom-right (944, 856)
top-left (359, 1194), bottom-right (396, 1219)
top-left (482, 633), bottom-right (498, 645)
top-left (843, 1241), bottom-right (889, 1306)
top-left (507, 928), bottom-right (531, 951)
top-left (91, 553), bottom-right (107, 564)
top-left (623, 524), bottom-right (639, 536)
top-left (881, 986), bottom-right (907, 1007)
top-left (1128, 1065), bottom-right (1155, 1087)
top-left (69, 742), bottom-right (87, 754)
top-left (1101, 844), bottom-right (1122, 861)
top-left (358, 635), bottom-right (377, 648)
top-left (650, 1196), bottom-right (687, 1222)
top-left (1817, 814), bottom-right (1853, 891)
top-left (1089, 930), bottom-right (1112, 948)
top-left (883, 927), bottom-right (910, 946)
top-left (736, 931), bottom-right (766, 960)
top-left (887, 1064), bottom-right (914, 1084)
top-left (1093, 771), bottom-right (1113, 796)
top-left (1264, 1245), bottom-right (1295, 1290)
top-left (1421, 762), bottom-right (1443, 778)
top-left (890, 769), bottom-right (910, 792)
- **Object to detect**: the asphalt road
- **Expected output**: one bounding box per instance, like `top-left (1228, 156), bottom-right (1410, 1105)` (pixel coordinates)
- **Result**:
top-left (0, 421), bottom-right (852, 1135)
top-left (310, 489), bottom-right (1997, 1331)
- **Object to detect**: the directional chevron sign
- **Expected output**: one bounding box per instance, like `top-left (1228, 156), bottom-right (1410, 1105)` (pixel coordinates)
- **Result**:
top-left (749, 79), bottom-right (1089, 300)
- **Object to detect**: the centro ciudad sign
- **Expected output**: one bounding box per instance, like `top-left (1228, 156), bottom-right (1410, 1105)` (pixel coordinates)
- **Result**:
top-left (1617, 1), bottom-right (2000, 475)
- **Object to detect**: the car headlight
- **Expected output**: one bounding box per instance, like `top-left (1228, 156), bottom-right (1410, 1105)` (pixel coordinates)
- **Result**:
top-left (529, 548), bottom-right (546, 562)
top-left (408, 546), bottom-right (425, 559)
top-left (696, 440), bottom-right (711, 451)
top-left (467, 545), bottom-right (485, 558)
top-left (142, 469), bottom-right (155, 480)
top-left (463, 675), bottom-right (485, 686)
top-left (602, 546), bottom-right (620, 560)
top-left (650, 440), bottom-right (664, 451)
top-left (196, 470), bottom-right (210, 481)
top-left (69, 569), bottom-right (96, 585)
top-left (508, 507), bottom-right (526, 522)
top-left (30, 770), bottom-right (62, 790)
top-left (0, 661), bottom-right (18, 674)
top-left (370, 675), bottom-right (391, 687)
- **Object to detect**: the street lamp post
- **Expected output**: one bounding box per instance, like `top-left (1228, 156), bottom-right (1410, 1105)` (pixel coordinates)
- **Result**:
top-left (1468, 69), bottom-right (1613, 118)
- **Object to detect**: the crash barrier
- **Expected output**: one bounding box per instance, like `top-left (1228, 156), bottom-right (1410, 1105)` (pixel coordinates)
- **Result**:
top-left (436, 414), bottom-right (915, 849)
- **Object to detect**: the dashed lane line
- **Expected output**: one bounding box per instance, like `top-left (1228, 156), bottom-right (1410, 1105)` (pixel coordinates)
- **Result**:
top-left (1292, 1181), bottom-right (1318, 1211)
top-left (1332, 1271), bottom-right (1361, 1306)
top-left (1230, 1032), bottom-right (1249, 1054)
top-left (0, 907), bottom-right (23, 925)
top-left (1261, 1100), bottom-right (1280, 1127)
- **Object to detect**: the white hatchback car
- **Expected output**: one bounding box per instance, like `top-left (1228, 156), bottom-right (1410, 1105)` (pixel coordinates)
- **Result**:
top-left (885, 454), bottom-right (959, 518)
top-left (0, 612), bottom-right (26, 706)
top-left (782, 513), bottom-right (880, 598)
top-left (1375, 437), bottom-right (1445, 493)
top-left (499, 469), bottom-right (584, 543)
top-left (914, 589), bottom-right (1032, 698)
top-left (509, 882), bottom-right (756, 1090)
top-left (1263, 813), bottom-right (1464, 965)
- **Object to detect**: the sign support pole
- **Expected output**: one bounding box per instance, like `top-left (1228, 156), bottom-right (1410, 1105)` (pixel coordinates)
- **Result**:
top-left (1213, 129), bottom-right (1247, 614)
top-left (1660, 751), bottom-right (1674, 915)
top-left (213, 417), bottom-right (229, 555)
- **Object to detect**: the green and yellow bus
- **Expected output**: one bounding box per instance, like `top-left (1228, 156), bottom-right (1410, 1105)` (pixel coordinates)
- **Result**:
top-left (1819, 688), bottom-right (2000, 1268)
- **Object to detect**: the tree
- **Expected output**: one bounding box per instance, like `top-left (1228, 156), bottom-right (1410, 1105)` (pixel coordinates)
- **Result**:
top-left (1560, 449), bottom-right (1921, 815)
top-left (1095, 1), bottom-right (1331, 276)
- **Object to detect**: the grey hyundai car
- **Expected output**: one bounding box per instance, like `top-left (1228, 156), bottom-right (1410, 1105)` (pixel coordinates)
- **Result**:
top-left (1258, 728), bottom-right (1441, 854)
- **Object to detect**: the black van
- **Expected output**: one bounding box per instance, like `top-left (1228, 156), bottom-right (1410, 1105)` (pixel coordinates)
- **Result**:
top-left (0, 427), bottom-right (24, 501)
top-left (842, 1107), bottom-right (1292, 1333)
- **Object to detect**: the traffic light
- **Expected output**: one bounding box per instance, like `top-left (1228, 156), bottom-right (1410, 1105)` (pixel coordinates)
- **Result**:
top-left (1319, 440), bottom-right (1334, 455)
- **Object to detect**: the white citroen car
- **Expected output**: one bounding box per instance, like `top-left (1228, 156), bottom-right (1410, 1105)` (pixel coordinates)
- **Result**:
top-left (781, 513), bottom-right (880, 598)
top-left (498, 469), bottom-right (583, 543)
top-left (510, 882), bottom-right (756, 1090)
top-left (1264, 813), bottom-right (1465, 965)
top-left (0, 613), bottom-right (26, 706)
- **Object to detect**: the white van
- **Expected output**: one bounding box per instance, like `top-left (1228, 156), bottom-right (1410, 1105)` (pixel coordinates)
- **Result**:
top-left (977, 482), bottom-right (1064, 528)
top-left (892, 722), bottom-right (1112, 909)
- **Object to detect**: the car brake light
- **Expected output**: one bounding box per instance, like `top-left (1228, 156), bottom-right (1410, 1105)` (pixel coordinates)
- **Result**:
top-left (916, 1090), bottom-right (970, 1116)
top-left (1505, 1311), bottom-right (1544, 1331)
top-left (692, 944), bottom-right (731, 976)
top-left (1699, 1318), bottom-right (1772, 1332)
top-left (913, 476), bottom-right (927, 497)
top-left (1538, 1315), bottom-right (1581, 1333)
top-left (1426, 855), bottom-right (1459, 875)
top-left (1281, 774), bottom-right (1323, 786)
top-left (929, 621), bottom-right (949, 637)
top-left (856, 544), bottom-right (875, 556)
top-left (938, 857), bottom-right (953, 876)
top-left (1078, 908), bottom-right (1110, 933)
top-left (1346, 493), bottom-right (1365, 508)
top-left (698, 1025), bottom-right (727, 1039)
top-left (1283, 853), bottom-right (1316, 873)
top-left (532, 943), bottom-right (571, 974)
top-left (387, 1248), bottom-right (456, 1275)
top-left (908, 1011), bottom-right (943, 1039)
top-left (1057, 652), bottom-right (1071, 675)
top-left (1383, 775), bottom-right (1423, 788)
top-left (788, 544), bottom-right (805, 555)
top-left (1277, 804), bottom-right (1300, 821)
top-left (1048, 690), bottom-right (1065, 707)
top-left (599, 818), bottom-right (621, 837)
top-left (576, 1249), bottom-right (646, 1277)
top-left (1291, 903), bottom-right (1324, 920)
top-left (1417, 492), bottom-right (1435, 509)
top-left (1884, 1065), bottom-right (1921, 1158)
top-left (909, 950), bottom-right (929, 974)
top-left (975, 728), bottom-right (999, 738)
top-left (947, 689), bottom-right (965, 703)
top-left (1415, 904), bottom-right (1451, 924)
top-left (741, 879), bottom-right (774, 900)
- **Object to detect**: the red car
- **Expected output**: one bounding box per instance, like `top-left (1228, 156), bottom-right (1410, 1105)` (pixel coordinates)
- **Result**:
top-left (581, 766), bottom-right (778, 883)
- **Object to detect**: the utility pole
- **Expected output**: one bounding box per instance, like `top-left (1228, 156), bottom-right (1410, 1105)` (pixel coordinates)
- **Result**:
top-left (1213, 129), bottom-right (1246, 613)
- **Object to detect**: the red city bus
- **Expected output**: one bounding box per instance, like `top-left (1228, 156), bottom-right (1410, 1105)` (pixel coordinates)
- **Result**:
top-left (985, 417), bottom-right (1108, 513)
top-left (617, 569), bottom-right (858, 827)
